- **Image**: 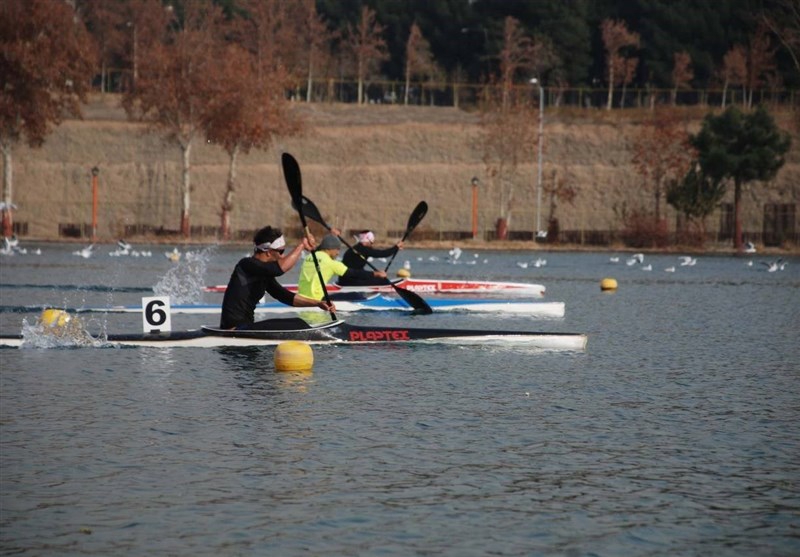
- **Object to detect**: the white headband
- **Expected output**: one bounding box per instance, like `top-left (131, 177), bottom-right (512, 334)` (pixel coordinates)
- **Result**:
top-left (255, 235), bottom-right (286, 252)
top-left (356, 231), bottom-right (375, 243)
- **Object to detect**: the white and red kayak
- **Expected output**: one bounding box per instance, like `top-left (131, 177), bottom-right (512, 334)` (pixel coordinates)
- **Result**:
top-left (204, 278), bottom-right (546, 297)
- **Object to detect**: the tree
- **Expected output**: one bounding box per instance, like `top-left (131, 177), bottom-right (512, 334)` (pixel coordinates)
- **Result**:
top-left (720, 45), bottom-right (748, 108)
top-left (477, 79), bottom-right (535, 235)
top-left (667, 164), bottom-right (726, 244)
top-left (600, 19), bottom-right (639, 110)
top-left (762, 0), bottom-right (800, 75)
top-left (0, 0), bottom-right (97, 237)
top-left (204, 44), bottom-right (302, 240)
top-left (296, 0), bottom-right (336, 103)
top-left (671, 51), bottom-right (694, 106)
top-left (346, 6), bottom-right (389, 105)
top-left (631, 109), bottom-right (694, 221)
top-left (745, 24), bottom-right (778, 108)
top-left (403, 22), bottom-right (438, 105)
top-left (122, 2), bottom-right (225, 238)
top-left (689, 105), bottom-right (791, 251)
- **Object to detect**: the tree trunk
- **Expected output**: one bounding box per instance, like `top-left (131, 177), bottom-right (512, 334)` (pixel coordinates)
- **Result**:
top-left (404, 65), bottom-right (410, 105)
top-left (1, 140), bottom-right (13, 238)
top-left (606, 66), bottom-right (614, 110)
top-left (733, 179), bottom-right (743, 251)
top-left (221, 145), bottom-right (239, 241)
top-left (180, 140), bottom-right (192, 238)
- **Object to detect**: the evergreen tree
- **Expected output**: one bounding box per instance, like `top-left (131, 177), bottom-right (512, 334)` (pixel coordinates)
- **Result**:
top-left (689, 105), bottom-right (791, 251)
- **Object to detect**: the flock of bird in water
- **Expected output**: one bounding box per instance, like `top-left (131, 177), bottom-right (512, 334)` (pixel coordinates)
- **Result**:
top-left (0, 235), bottom-right (791, 273)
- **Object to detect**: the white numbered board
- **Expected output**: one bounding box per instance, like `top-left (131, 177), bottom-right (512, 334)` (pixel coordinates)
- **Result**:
top-left (141, 296), bottom-right (172, 333)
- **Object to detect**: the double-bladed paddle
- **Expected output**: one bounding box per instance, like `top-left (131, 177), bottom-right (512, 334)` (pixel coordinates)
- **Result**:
top-left (383, 201), bottom-right (427, 272)
top-left (294, 195), bottom-right (433, 315)
top-left (281, 153), bottom-right (337, 321)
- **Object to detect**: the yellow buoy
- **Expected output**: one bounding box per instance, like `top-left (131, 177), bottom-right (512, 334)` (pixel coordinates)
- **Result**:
top-left (397, 268), bottom-right (411, 278)
top-left (600, 277), bottom-right (618, 291)
top-left (274, 341), bottom-right (314, 372)
top-left (40, 308), bottom-right (72, 329)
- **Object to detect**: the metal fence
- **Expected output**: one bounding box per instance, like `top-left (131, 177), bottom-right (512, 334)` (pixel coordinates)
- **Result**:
top-left (98, 69), bottom-right (798, 110)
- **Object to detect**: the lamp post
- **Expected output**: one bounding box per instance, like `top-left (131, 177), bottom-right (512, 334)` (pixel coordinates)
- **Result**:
top-left (91, 166), bottom-right (99, 242)
top-left (530, 78), bottom-right (545, 239)
top-left (470, 176), bottom-right (480, 239)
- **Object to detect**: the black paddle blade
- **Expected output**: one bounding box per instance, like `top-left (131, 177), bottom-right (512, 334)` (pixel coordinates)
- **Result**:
top-left (281, 153), bottom-right (303, 210)
top-left (405, 201), bottom-right (428, 238)
top-left (395, 285), bottom-right (433, 314)
top-left (293, 195), bottom-right (330, 230)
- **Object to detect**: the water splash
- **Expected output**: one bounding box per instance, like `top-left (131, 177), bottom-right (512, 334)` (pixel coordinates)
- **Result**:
top-left (152, 246), bottom-right (216, 304)
top-left (20, 314), bottom-right (99, 348)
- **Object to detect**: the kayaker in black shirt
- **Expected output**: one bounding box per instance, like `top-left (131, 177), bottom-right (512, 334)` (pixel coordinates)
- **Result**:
top-left (220, 226), bottom-right (335, 329)
top-left (337, 230), bottom-right (404, 287)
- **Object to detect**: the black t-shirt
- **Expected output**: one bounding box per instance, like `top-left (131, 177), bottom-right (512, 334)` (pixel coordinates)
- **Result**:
top-left (220, 257), bottom-right (295, 329)
top-left (341, 243), bottom-right (398, 270)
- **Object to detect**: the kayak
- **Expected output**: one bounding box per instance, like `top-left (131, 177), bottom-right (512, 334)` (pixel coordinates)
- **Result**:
top-left (0, 319), bottom-right (587, 350)
top-left (51, 296), bottom-right (565, 317)
top-left (204, 278), bottom-right (546, 296)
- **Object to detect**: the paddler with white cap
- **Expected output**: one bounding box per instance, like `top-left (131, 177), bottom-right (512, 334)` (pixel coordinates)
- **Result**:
top-left (219, 226), bottom-right (335, 330)
top-left (337, 229), bottom-right (404, 287)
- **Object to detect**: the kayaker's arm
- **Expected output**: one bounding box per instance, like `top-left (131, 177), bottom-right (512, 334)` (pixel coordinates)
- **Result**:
top-left (278, 236), bottom-right (315, 273)
top-left (292, 294), bottom-right (336, 313)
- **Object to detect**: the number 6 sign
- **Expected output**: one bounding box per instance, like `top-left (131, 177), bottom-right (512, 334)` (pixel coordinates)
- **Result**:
top-left (142, 296), bottom-right (172, 333)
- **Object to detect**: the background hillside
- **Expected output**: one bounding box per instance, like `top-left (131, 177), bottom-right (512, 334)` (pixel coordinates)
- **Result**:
top-left (9, 94), bottom-right (799, 250)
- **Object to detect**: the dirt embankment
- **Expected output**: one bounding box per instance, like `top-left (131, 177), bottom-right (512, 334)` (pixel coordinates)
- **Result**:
top-left (7, 94), bottom-right (799, 253)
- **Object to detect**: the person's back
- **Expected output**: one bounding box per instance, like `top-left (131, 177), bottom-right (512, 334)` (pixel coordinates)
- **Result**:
top-left (338, 230), bottom-right (402, 286)
top-left (299, 234), bottom-right (386, 298)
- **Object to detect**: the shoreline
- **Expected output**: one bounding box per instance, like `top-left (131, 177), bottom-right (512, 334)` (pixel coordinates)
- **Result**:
top-left (7, 236), bottom-right (797, 256)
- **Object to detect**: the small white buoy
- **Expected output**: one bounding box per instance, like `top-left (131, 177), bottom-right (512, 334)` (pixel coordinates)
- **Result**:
top-left (397, 268), bottom-right (411, 278)
top-left (274, 341), bottom-right (314, 372)
top-left (600, 277), bottom-right (618, 292)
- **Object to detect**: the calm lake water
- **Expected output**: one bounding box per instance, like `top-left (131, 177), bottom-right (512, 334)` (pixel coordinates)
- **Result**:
top-left (1, 243), bottom-right (798, 556)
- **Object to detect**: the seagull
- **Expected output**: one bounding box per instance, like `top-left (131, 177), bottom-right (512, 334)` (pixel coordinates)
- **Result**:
top-left (744, 241), bottom-right (757, 254)
top-left (746, 260), bottom-right (753, 267)
top-left (664, 266), bottom-right (676, 272)
top-left (761, 260), bottom-right (779, 272)
top-left (761, 258), bottom-right (787, 273)
top-left (679, 256), bottom-right (697, 266)
top-left (73, 244), bottom-right (94, 258)
top-left (403, 260), bottom-right (411, 270)
top-left (516, 261), bottom-right (529, 269)
top-left (117, 239), bottom-right (132, 251)
top-left (609, 256), bottom-right (620, 263)
top-left (448, 247), bottom-right (462, 261)
top-left (641, 264), bottom-right (652, 271)
top-left (533, 258), bottom-right (547, 268)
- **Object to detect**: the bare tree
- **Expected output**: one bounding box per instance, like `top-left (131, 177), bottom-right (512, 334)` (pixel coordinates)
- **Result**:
top-left (671, 51), bottom-right (694, 106)
top-left (762, 0), bottom-right (800, 74)
top-left (296, 0), bottom-right (336, 103)
top-left (631, 109), bottom-right (695, 221)
top-left (600, 19), bottom-right (640, 110)
top-left (720, 45), bottom-right (748, 107)
top-left (122, 2), bottom-right (225, 238)
top-left (746, 24), bottom-right (778, 108)
top-left (404, 22), bottom-right (438, 105)
top-left (346, 6), bottom-right (388, 105)
top-left (204, 44), bottom-right (302, 240)
top-left (0, 0), bottom-right (97, 237)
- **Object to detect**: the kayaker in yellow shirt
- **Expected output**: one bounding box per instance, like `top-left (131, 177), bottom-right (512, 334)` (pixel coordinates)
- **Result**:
top-left (298, 234), bottom-right (388, 300)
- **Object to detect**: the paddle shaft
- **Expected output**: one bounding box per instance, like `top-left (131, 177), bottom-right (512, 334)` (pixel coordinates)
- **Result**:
top-left (297, 196), bottom-right (432, 314)
top-left (282, 154), bottom-right (337, 320)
